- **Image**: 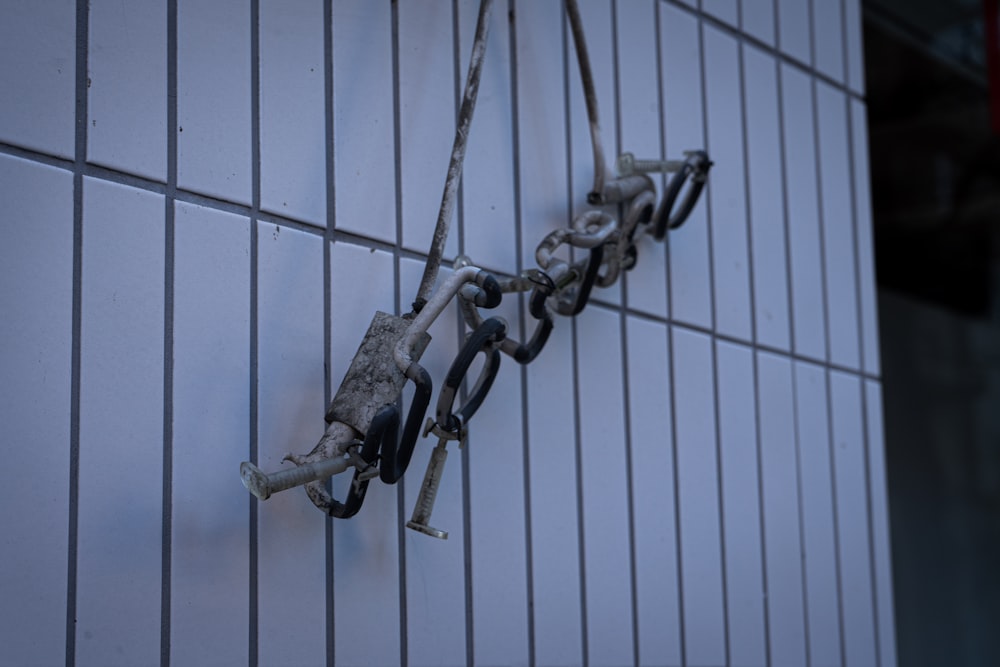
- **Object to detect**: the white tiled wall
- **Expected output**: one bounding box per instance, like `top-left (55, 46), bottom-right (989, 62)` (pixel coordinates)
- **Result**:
top-left (0, 1), bottom-right (892, 666)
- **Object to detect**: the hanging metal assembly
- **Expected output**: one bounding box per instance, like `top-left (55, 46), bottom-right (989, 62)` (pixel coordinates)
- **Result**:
top-left (239, 0), bottom-right (713, 536)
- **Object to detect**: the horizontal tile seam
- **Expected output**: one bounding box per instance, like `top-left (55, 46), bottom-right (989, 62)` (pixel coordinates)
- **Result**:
top-left (659, 0), bottom-right (866, 100)
top-left (0, 147), bottom-right (882, 386)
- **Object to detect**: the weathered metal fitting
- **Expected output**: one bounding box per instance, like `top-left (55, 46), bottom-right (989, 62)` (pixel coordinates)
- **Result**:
top-left (326, 311), bottom-right (431, 435)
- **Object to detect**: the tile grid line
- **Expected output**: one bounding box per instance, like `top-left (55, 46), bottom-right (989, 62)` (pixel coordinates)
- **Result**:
top-left (807, 0), bottom-right (850, 663)
top-left (388, 2), bottom-right (408, 666)
top-left (661, 0), bottom-right (864, 101)
top-left (504, 2), bottom-right (539, 664)
top-left (772, 2), bottom-right (816, 666)
top-left (248, 0), bottom-right (262, 664)
top-left (160, 0), bottom-right (179, 664)
top-left (322, 0), bottom-right (337, 663)
top-left (608, 2), bottom-right (641, 664)
top-left (453, 6), bottom-right (477, 665)
top-left (695, 4), bottom-right (733, 665)
top-left (14, 1), bottom-right (889, 665)
top-left (65, 0), bottom-right (89, 663)
top-left (562, 4), bottom-right (589, 664)
top-left (655, 3), bottom-right (688, 663)
top-left (0, 128), bottom-right (884, 385)
top-left (735, 1), bottom-right (776, 662)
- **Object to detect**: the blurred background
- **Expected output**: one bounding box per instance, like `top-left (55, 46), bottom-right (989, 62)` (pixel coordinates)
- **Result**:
top-left (864, 0), bottom-right (1000, 663)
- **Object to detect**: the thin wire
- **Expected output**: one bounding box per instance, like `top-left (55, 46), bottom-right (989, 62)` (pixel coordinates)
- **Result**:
top-left (413, 0), bottom-right (494, 313)
top-left (565, 0), bottom-right (607, 205)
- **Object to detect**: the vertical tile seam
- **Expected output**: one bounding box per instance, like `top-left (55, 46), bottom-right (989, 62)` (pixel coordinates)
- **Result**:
top-left (773, 8), bottom-right (799, 366)
top-left (66, 0), bottom-right (89, 663)
top-left (322, 0), bottom-right (336, 664)
top-left (653, 0), bottom-right (672, 319)
top-left (843, 70), bottom-right (882, 663)
top-left (454, 5), bottom-right (475, 665)
top-left (248, 0), bottom-right (261, 663)
top-left (609, 3), bottom-right (641, 665)
top-left (388, 4), bottom-right (408, 666)
top-left (562, 5), bottom-right (588, 664)
top-left (656, 3), bottom-right (688, 664)
top-left (696, 3), bottom-right (718, 336)
top-left (161, 0), bottom-right (179, 664)
top-left (808, 1), bottom-right (848, 664)
top-left (505, 2), bottom-right (538, 664)
top-left (696, 4), bottom-right (731, 664)
top-left (610, 0), bottom-right (639, 665)
top-left (789, 362), bottom-right (814, 667)
top-left (736, 25), bottom-right (774, 667)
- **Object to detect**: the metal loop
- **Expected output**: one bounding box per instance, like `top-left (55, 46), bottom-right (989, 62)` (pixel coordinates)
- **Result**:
top-left (551, 243), bottom-right (604, 317)
top-left (652, 150), bottom-right (713, 239)
top-left (318, 415), bottom-right (388, 518)
top-left (436, 317), bottom-right (507, 433)
top-left (569, 210), bottom-right (617, 248)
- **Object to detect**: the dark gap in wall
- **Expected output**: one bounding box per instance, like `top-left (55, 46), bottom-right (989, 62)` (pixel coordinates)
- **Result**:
top-left (864, 1), bottom-right (1000, 664)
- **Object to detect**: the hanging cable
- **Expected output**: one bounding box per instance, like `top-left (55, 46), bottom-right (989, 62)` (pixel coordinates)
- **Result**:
top-left (565, 0), bottom-right (607, 205)
top-left (413, 0), bottom-right (494, 313)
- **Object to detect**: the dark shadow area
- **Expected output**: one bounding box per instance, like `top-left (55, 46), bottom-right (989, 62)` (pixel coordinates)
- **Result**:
top-left (865, 1), bottom-right (1000, 664)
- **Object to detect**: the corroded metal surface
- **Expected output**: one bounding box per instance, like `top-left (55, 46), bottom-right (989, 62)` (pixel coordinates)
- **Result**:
top-left (325, 311), bottom-right (430, 434)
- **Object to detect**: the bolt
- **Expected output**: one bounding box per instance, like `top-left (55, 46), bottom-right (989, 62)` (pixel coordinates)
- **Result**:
top-left (406, 424), bottom-right (456, 539)
top-left (240, 454), bottom-right (352, 501)
top-left (615, 152), bottom-right (685, 177)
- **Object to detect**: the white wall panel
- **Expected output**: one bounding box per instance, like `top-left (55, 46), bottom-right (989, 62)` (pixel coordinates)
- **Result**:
top-left (743, 45), bottom-right (791, 351)
top-left (526, 311), bottom-right (585, 667)
top-left (742, 0), bottom-right (776, 46)
top-left (177, 0), bottom-right (251, 203)
top-left (794, 362), bottom-right (843, 666)
top-left (0, 3), bottom-right (891, 666)
top-left (673, 327), bottom-right (726, 666)
top-left (332, 0), bottom-right (396, 244)
top-left (0, 156), bottom-right (72, 666)
top-left (0, 0), bottom-right (75, 158)
top-left (517, 5), bottom-right (584, 663)
top-left (781, 64), bottom-right (827, 362)
top-left (578, 306), bottom-right (633, 667)
top-left (617, 0), bottom-right (668, 319)
top-left (467, 315), bottom-right (530, 667)
top-left (329, 243), bottom-right (401, 667)
top-left (460, 0), bottom-right (518, 276)
top-left (260, 0), bottom-right (326, 226)
top-left (830, 371), bottom-right (877, 666)
top-left (626, 315), bottom-right (682, 667)
top-left (77, 178), bottom-right (164, 667)
top-left (758, 352), bottom-right (808, 667)
top-left (88, 0), bottom-right (166, 180)
top-left (399, 1), bottom-right (457, 261)
top-left (812, 0), bottom-right (845, 83)
top-left (661, 5), bottom-right (713, 330)
top-left (256, 224), bottom-right (327, 667)
top-left (817, 82), bottom-right (860, 370)
top-left (705, 26), bottom-right (752, 340)
top-left (703, 0), bottom-right (739, 27)
top-left (399, 259), bottom-right (468, 667)
top-left (777, 0), bottom-right (811, 65)
top-left (716, 342), bottom-right (767, 666)
top-left (852, 99), bottom-right (881, 375)
top-left (866, 381), bottom-right (898, 667)
top-left (845, 0), bottom-right (866, 94)
top-left (171, 202), bottom-right (251, 665)
top-left (461, 48), bottom-right (530, 655)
